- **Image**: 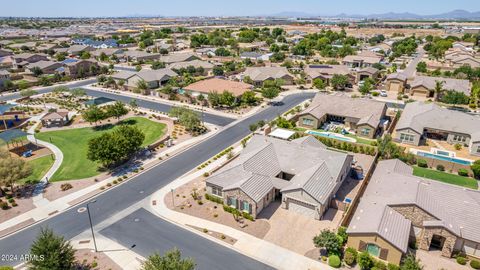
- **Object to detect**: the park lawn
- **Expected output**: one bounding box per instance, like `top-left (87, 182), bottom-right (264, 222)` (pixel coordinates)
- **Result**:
top-left (20, 155), bottom-right (54, 184)
top-left (413, 166), bottom-right (478, 189)
top-left (35, 117), bottom-right (167, 182)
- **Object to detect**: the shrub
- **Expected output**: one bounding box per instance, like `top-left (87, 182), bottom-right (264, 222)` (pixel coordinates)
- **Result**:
top-left (337, 226), bottom-right (348, 245)
top-left (387, 263), bottom-right (400, 270)
top-left (205, 194), bottom-right (223, 204)
top-left (242, 212), bottom-right (254, 221)
top-left (91, 261), bottom-right (98, 268)
top-left (358, 251), bottom-right (374, 270)
top-left (197, 200), bottom-right (203, 205)
top-left (374, 260), bottom-right (387, 270)
top-left (436, 164), bottom-right (445, 171)
top-left (213, 213), bottom-right (218, 218)
top-left (106, 183), bottom-right (112, 187)
top-left (470, 260), bottom-right (480, 269)
top-left (417, 159), bottom-right (428, 168)
top-left (112, 180), bottom-right (118, 184)
top-left (454, 143), bottom-right (462, 150)
top-left (456, 256), bottom-right (467, 265)
top-left (7, 198), bottom-right (14, 203)
top-left (203, 228), bottom-right (208, 233)
top-left (220, 234), bottom-right (226, 239)
top-left (1, 202), bottom-right (9, 210)
top-left (328, 255), bottom-right (341, 268)
top-left (458, 168), bottom-right (469, 177)
top-left (60, 183), bottom-right (73, 191)
top-left (344, 250), bottom-right (356, 266)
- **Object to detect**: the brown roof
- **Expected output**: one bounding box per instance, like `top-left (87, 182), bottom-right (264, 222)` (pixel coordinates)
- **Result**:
top-left (41, 111), bottom-right (68, 120)
top-left (184, 78), bottom-right (252, 96)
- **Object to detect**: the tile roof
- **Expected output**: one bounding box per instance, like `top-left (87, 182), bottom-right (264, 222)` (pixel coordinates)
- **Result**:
top-left (348, 159), bottom-right (480, 252)
top-left (243, 66), bottom-right (292, 81)
top-left (184, 78), bottom-right (252, 96)
top-left (206, 135), bottom-right (351, 204)
top-left (411, 76), bottom-right (471, 95)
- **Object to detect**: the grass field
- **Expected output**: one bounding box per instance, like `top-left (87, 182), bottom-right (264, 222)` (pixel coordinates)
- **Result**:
top-left (413, 166), bottom-right (478, 189)
top-left (36, 117), bottom-right (167, 181)
top-left (20, 155), bottom-right (54, 184)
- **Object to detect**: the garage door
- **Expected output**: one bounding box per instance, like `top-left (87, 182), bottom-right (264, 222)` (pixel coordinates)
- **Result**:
top-left (389, 82), bottom-right (400, 93)
top-left (287, 199), bottom-right (317, 219)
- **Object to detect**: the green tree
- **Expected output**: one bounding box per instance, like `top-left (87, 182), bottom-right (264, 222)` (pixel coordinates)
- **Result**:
top-left (471, 160), bottom-right (480, 179)
top-left (330, 74), bottom-right (349, 90)
top-left (377, 134), bottom-right (402, 159)
top-left (99, 52), bottom-right (109, 61)
top-left (168, 107), bottom-right (202, 132)
top-left (0, 149), bottom-right (32, 193)
top-left (416, 61), bottom-right (427, 73)
top-left (313, 78), bottom-right (326, 90)
top-left (80, 51), bottom-right (91, 59)
top-left (106, 101), bottom-right (129, 120)
top-left (400, 254), bottom-right (423, 270)
top-left (136, 79), bottom-right (149, 94)
top-left (275, 116), bottom-right (294, 129)
top-left (29, 227), bottom-right (75, 270)
top-left (220, 91), bottom-right (236, 107)
top-left (213, 66), bottom-right (224, 76)
top-left (313, 229), bottom-right (341, 255)
top-left (129, 99), bottom-right (139, 110)
top-left (87, 125), bottom-right (145, 167)
top-left (434, 80), bottom-right (444, 101)
top-left (241, 91), bottom-right (258, 105)
top-left (82, 105), bottom-right (105, 125)
top-left (261, 87), bottom-right (280, 100)
top-left (142, 248), bottom-right (195, 270)
top-left (207, 91), bottom-right (222, 107)
top-left (359, 78), bottom-right (374, 95)
top-left (31, 66), bottom-right (43, 77)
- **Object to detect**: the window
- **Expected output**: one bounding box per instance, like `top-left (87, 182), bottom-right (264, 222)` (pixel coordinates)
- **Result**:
top-left (211, 186), bottom-right (222, 197)
top-left (400, 133), bottom-right (414, 142)
top-left (366, 243), bottom-right (381, 257)
top-left (477, 146), bottom-right (480, 153)
top-left (361, 128), bottom-right (370, 136)
top-left (302, 118), bottom-right (314, 126)
top-left (242, 201), bottom-right (250, 213)
top-left (453, 135), bottom-right (467, 143)
top-left (228, 197), bottom-right (237, 208)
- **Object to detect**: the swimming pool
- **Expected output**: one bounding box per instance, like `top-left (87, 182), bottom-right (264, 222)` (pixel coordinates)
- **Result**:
top-left (416, 151), bottom-right (473, 165)
top-left (305, 130), bottom-right (356, 143)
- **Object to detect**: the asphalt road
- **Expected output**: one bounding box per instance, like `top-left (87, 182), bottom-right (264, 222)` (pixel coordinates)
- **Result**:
top-left (0, 92), bottom-right (314, 268)
top-left (100, 208), bottom-right (273, 270)
top-left (81, 88), bottom-right (235, 127)
top-left (0, 79), bottom-right (97, 102)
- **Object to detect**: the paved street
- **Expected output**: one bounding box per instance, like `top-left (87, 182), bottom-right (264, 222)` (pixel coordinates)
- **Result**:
top-left (100, 208), bottom-right (273, 270)
top-left (0, 92), bottom-right (314, 268)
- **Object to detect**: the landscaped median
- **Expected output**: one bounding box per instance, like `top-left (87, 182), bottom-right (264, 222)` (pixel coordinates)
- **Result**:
top-left (35, 117), bottom-right (167, 181)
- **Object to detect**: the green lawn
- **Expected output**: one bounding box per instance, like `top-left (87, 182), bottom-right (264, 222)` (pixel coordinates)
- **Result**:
top-left (20, 155), bottom-right (54, 184)
top-left (35, 117), bottom-right (167, 181)
top-left (413, 166), bottom-right (478, 189)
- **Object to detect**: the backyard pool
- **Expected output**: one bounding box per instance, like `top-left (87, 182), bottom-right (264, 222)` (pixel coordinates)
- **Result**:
top-left (415, 151), bottom-right (473, 166)
top-left (305, 130), bottom-right (357, 143)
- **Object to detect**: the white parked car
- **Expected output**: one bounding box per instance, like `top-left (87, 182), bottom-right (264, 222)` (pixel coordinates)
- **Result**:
top-left (380, 90), bottom-right (388, 97)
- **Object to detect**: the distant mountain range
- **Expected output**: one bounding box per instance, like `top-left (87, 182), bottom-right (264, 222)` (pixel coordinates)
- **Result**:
top-left (269, 9), bottom-right (480, 20)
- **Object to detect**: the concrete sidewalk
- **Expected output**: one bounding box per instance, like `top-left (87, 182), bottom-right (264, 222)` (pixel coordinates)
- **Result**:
top-left (0, 124), bottom-right (219, 238)
top-left (148, 142), bottom-right (332, 270)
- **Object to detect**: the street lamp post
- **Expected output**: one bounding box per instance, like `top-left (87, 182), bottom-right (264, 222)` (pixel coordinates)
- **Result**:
top-left (86, 200), bottom-right (98, 252)
top-left (171, 188), bottom-right (175, 207)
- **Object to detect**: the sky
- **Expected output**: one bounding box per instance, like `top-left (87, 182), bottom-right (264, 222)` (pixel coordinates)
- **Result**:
top-left (1, 0), bottom-right (479, 17)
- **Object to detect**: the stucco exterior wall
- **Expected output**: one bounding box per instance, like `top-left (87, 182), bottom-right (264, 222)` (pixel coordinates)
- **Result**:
top-left (297, 113), bottom-right (322, 129)
top-left (347, 234), bottom-right (403, 265)
top-left (395, 128), bottom-right (422, 146)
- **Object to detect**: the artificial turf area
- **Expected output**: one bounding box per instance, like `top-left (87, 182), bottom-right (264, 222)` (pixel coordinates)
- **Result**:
top-left (20, 155), bottom-right (55, 184)
top-left (413, 166), bottom-right (478, 189)
top-left (35, 117), bottom-right (167, 181)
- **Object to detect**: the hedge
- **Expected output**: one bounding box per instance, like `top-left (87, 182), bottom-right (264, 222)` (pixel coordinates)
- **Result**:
top-left (205, 193), bottom-right (223, 204)
top-left (328, 255), bottom-right (341, 268)
top-left (417, 159), bottom-right (428, 168)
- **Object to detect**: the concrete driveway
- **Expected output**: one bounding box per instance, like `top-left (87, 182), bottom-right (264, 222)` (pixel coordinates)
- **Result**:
top-left (259, 202), bottom-right (343, 255)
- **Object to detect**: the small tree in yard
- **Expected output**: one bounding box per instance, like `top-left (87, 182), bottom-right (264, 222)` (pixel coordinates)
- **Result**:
top-left (142, 248), bottom-right (195, 270)
top-left (261, 87), bottom-right (280, 100)
top-left (169, 107), bottom-right (202, 133)
top-left (330, 74), bottom-right (349, 90)
top-left (400, 254), bottom-right (423, 270)
top-left (82, 105), bottom-right (105, 125)
top-left (136, 79), bottom-right (149, 94)
top-left (29, 227), bottom-right (75, 270)
top-left (357, 251), bottom-right (374, 270)
top-left (471, 160), bottom-right (480, 179)
top-left (313, 78), bottom-right (326, 90)
top-left (0, 149), bottom-right (32, 194)
top-left (129, 99), bottom-right (139, 111)
top-left (313, 229), bottom-right (341, 256)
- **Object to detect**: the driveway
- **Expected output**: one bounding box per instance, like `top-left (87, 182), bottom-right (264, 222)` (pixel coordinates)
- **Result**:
top-left (259, 202), bottom-right (343, 255)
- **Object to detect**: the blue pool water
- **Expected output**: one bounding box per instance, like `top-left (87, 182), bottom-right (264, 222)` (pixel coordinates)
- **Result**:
top-left (306, 130), bottom-right (354, 142)
top-left (416, 152), bottom-right (472, 165)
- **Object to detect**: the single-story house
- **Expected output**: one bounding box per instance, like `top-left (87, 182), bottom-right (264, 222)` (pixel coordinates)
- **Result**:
top-left (61, 59), bottom-right (99, 78)
top-left (27, 60), bottom-right (63, 75)
top-left (91, 48), bottom-right (125, 58)
top-left (0, 49), bottom-right (13, 57)
top-left (342, 51), bottom-right (383, 69)
top-left (72, 38), bottom-right (118, 49)
top-left (41, 111), bottom-right (69, 128)
top-left (205, 135), bottom-right (353, 219)
top-left (297, 93), bottom-right (387, 139)
top-left (409, 76), bottom-right (471, 98)
top-left (450, 55), bottom-right (480, 69)
top-left (394, 101), bottom-right (480, 156)
top-left (0, 70), bottom-right (10, 86)
top-left (239, 51), bottom-right (272, 61)
top-left (356, 67), bottom-right (380, 83)
top-left (304, 65), bottom-right (354, 85)
top-left (122, 50), bottom-right (161, 62)
top-left (167, 60), bottom-right (214, 75)
top-left (196, 47), bottom-right (217, 56)
top-left (67, 45), bottom-right (95, 56)
top-left (159, 53), bottom-right (199, 64)
top-left (112, 68), bottom-right (177, 91)
top-left (385, 73), bottom-right (408, 93)
top-left (347, 159), bottom-right (480, 265)
top-left (242, 66), bottom-right (294, 86)
top-left (13, 53), bottom-right (49, 69)
top-left (0, 56), bottom-right (14, 70)
top-left (183, 78), bottom-right (253, 97)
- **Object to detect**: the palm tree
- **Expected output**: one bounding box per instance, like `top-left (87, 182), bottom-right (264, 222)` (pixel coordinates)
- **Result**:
top-left (434, 80), bottom-right (444, 101)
